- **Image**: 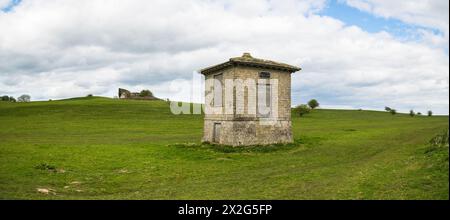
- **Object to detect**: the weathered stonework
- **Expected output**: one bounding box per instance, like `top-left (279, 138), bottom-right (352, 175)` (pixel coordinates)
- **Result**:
top-left (118, 88), bottom-right (160, 100)
top-left (200, 53), bottom-right (300, 146)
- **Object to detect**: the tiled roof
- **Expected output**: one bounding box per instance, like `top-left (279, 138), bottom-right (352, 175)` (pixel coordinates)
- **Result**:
top-left (200, 53), bottom-right (301, 75)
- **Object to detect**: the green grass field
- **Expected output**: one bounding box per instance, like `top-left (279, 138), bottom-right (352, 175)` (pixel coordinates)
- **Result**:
top-left (0, 97), bottom-right (448, 199)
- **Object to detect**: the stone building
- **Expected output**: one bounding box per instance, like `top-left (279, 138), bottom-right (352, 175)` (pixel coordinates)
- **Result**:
top-left (118, 88), bottom-right (139, 99)
top-left (118, 88), bottom-right (160, 100)
top-left (200, 53), bottom-right (301, 146)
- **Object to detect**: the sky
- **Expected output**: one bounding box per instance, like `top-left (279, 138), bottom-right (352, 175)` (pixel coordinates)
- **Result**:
top-left (0, 0), bottom-right (448, 114)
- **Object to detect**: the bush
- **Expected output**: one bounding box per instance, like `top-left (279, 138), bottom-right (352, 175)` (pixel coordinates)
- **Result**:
top-left (385, 106), bottom-right (391, 112)
top-left (424, 130), bottom-right (449, 176)
top-left (87, 94), bottom-right (93, 97)
top-left (389, 109), bottom-right (397, 115)
top-left (417, 112), bottom-right (422, 116)
top-left (409, 110), bottom-right (415, 117)
top-left (17, 94), bottom-right (31, 102)
top-left (35, 163), bottom-right (56, 171)
top-left (307, 99), bottom-right (319, 109)
top-left (294, 104), bottom-right (311, 117)
top-left (2, 96), bottom-right (16, 102)
top-left (429, 130), bottom-right (449, 148)
top-left (428, 110), bottom-right (433, 117)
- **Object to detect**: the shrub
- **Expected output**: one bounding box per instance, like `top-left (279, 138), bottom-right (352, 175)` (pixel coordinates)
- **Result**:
top-left (409, 110), bottom-right (415, 117)
top-left (294, 104), bottom-right (311, 117)
top-left (139, 89), bottom-right (153, 97)
top-left (417, 112), bottom-right (422, 116)
top-left (17, 94), bottom-right (31, 102)
top-left (2, 96), bottom-right (17, 102)
top-left (429, 130), bottom-right (449, 148)
top-left (389, 109), bottom-right (397, 115)
top-left (428, 110), bottom-right (433, 117)
top-left (307, 99), bottom-right (319, 109)
top-left (87, 94), bottom-right (93, 97)
top-left (35, 163), bottom-right (56, 171)
top-left (385, 106), bottom-right (391, 112)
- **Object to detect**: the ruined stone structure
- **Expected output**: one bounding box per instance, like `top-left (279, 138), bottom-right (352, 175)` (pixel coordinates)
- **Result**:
top-left (200, 53), bottom-right (301, 146)
top-left (118, 88), bottom-right (160, 100)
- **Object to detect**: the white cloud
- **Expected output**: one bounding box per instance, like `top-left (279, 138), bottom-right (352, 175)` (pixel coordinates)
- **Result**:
top-left (0, 0), bottom-right (448, 114)
top-left (343, 0), bottom-right (449, 31)
top-left (0, 0), bottom-right (10, 9)
top-left (342, 0), bottom-right (449, 48)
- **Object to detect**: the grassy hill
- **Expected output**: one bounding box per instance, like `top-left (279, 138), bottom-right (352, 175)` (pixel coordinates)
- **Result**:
top-left (0, 97), bottom-right (448, 199)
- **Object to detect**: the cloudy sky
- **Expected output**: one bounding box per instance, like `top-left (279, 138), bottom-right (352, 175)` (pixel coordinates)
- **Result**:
top-left (0, 0), bottom-right (448, 114)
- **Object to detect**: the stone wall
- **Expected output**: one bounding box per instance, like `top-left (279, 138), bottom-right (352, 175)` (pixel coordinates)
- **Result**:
top-left (202, 65), bottom-right (294, 146)
top-left (203, 119), bottom-right (292, 146)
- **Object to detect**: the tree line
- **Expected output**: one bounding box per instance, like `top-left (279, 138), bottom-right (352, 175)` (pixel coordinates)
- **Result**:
top-left (293, 100), bottom-right (434, 117)
top-left (1, 94), bottom-right (31, 102)
top-left (385, 106), bottom-right (433, 117)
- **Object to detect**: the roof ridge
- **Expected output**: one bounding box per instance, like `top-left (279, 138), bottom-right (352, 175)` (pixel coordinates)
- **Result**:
top-left (200, 53), bottom-right (301, 75)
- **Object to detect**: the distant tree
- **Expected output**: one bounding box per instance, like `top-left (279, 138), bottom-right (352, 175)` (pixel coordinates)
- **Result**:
top-left (9, 96), bottom-right (16, 102)
top-left (417, 112), bottom-right (422, 116)
top-left (294, 104), bottom-right (311, 117)
top-left (385, 106), bottom-right (392, 112)
top-left (409, 110), bottom-right (415, 117)
top-left (139, 89), bottom-right (153, 97)
top-left (428, 110), bottom-right (433, 117)
top-left (390, 109), bottom-right (397, 115)
top-left (1, 95), bottom-right (9, 101)
top-left (17, 94), bottom-right (31, 102)
top-left (307, 99), bottom-right (319, 109)
top-left (87, 94), bottom-right (93, 97)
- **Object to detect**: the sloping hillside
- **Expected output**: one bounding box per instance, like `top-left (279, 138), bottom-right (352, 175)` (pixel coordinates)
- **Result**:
top-left (0, 97), bottom-right (448, 199)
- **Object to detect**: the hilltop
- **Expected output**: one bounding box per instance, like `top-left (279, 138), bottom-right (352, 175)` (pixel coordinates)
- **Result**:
top-left (0, 97), bottom-right (448, 199)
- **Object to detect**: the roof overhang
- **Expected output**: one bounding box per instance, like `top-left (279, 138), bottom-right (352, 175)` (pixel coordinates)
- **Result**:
top-left (199, 54), bottom-right (301, 75)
